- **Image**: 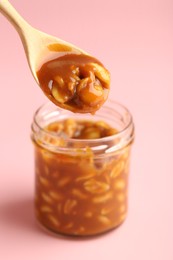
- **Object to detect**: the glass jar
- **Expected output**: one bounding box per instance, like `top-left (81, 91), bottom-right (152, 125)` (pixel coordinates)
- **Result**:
top-left (31, 100), bottom-right (134, 237)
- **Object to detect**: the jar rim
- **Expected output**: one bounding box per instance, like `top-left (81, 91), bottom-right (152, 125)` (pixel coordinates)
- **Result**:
top-left (32, 99), bottom-right (134, 143)
top-left (31, 100), bottom-right (135, 156)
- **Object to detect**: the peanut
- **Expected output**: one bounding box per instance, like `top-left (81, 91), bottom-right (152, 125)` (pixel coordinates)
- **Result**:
top-left (40, 205), bottom-right (52, 213)
top-left (72, 189), bottom-right (88, 199)
top-left (54, 75), bottom-right (64, 88)
top-left (64, 199), bottom-right (77, 214)
top-left (110, 160), bottom-right (124, 179)
top-left (41, 193), bottom-right (53, 204)
top-left (57, 177), bottom-right (71, 187)
top-left (114, 179), bottom-right (126, 190)
top-left (39, 176), bottom-right (50, 187)
top-left (52, 86), bottom-right (69, 103)
top-left (49, 191), bottom-right (63, 201)
top-left (48, 215), bottom-right (60, 227)
top-left (98, 215), bottom-right (111, 225)
top-left (84, 179), bottom-right (110, 194)
top-left (92, 191), bottom-right (113, 204)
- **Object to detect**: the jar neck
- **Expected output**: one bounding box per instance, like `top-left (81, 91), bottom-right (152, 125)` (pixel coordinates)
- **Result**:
top-left (31, 100), bottom-right (135, 157)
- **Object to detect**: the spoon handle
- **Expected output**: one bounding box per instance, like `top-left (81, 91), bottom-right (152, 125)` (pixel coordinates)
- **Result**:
top-left (0, 0), bottom-right (34, 53)
top-left (0, 0), bottom-right (42, 81)
top-left (0, 0), bottom-right (32, 37)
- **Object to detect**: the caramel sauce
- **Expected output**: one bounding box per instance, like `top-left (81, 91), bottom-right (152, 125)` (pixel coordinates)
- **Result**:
top-left (34, 119), bottom-right (130, 236)
top-left (37, 52), bottom-right (110, 113)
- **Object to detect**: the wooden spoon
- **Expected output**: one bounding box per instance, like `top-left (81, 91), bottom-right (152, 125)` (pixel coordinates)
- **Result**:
top-left (0, 0), bottom-right (110, 113)
top-left (0, 0), bottom-right (88, 81)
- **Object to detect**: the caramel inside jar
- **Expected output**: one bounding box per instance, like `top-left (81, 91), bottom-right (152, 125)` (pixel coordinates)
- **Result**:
top-left (34, 119), bottom-right (130, 236)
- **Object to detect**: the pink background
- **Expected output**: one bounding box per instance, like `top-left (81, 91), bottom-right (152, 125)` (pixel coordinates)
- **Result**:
top-left (0, 0), bottom-right (173, 259)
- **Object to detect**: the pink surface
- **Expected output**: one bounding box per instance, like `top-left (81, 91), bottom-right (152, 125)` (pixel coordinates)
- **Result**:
top-left (0, 0), bottom-right (173, 259)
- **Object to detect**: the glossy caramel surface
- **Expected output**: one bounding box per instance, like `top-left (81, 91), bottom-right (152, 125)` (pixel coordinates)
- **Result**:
top-left (37, 54), bottom-right (110, 113)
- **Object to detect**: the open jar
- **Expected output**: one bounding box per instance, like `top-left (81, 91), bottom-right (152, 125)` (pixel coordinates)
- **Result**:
top-left (31, 100), bottom-right (134, 237)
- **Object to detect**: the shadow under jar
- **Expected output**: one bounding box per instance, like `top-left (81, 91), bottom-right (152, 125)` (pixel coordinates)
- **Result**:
top-left (31, 100), bottom-right (135, 237)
